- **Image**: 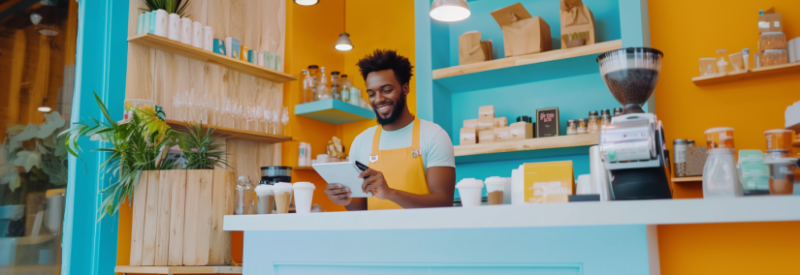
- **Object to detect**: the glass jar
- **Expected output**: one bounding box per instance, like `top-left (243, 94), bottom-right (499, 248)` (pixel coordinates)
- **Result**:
top-left (588, 111), bottom-right (600, 133)
top-left (567, 119), bottom-right (577, 135)
top-left (330, 71), bottom-right (341, 100)
top-left (234, 176), bottom-right (257, 215)
top-left (341, 74), bottom-right (351, 102)
top-left (308, 65), bottom-right (320, 101)
top-left (702, 148), bottom-right (742, 198)
top-left (577, 118), bottom-right (588, 134)
top-left (613, 107), bottom-right (624, 116)
top-left (673, 139), bottom-right (687, 177)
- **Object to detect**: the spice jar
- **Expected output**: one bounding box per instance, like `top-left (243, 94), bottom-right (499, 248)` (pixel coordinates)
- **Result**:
top-left (613, 107), bottom-right (624, 116)
top-left (567, 119), bottom-right (577, 135)
top-left (687, 140), bottom-right (695, 147)
top-left (673, 139), bottom-right (688, 177)
top-left (601, 109), bottom-right (612, 126)
top-left (588, 111), bottom-right (600, 133)
top-left (577, 118), bottom-right (588, 134)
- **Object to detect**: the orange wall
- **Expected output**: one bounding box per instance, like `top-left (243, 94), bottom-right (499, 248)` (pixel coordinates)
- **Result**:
top-left (649, 0), bottom-right (800, 274)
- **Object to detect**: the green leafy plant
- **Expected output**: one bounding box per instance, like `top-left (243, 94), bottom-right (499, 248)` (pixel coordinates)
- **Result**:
top-left (178, 122), bottom-right (230, 170)
top-left (61, 92), bottom-right (181, 220)
top-left (145, 0), bottom-right (191, 16)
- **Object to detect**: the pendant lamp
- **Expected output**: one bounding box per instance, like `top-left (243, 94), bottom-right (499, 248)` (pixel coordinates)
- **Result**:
top-left (293, 0), bottom-right (319, 6)
top-left (335, 0), bottom-right (353, 51)
top-left (430, 0), bottom-right (471, 22)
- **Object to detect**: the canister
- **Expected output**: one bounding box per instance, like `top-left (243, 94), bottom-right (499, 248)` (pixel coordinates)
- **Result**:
top-left (673, 139), bottom-right (687, 177)
top-left (704, 127), bottom-right (735, 150)
top-left (764, 129), bottom-right (793, 151)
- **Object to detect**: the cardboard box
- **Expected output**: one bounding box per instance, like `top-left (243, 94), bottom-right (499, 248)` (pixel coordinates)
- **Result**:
top-left (509, 121), bottom-right (534, 140)
top-left (491, 3), bottom-right (552, 57)
top-left (523, 161), bottom-right (575, 204)
top-left (758, 8), bottom-right (783, 34)
top-left (559, 0), bottom-right (596, 49)
top-left (686, 146), bottom-right (708, 176)
top-left (460, 127), bottom-right (477, 145)
top-left (536, 107), bottom-right (560, 138)
top-left (479, 129), bottom-right (496, 143)
top-left (493, 117), bottom-right (508, 128)
top-left (463, 119), bottom-right (478, 128)
top-left (479, 105), bottom-right (495, 118)
top-left (477, 117), bottom-right (494, 130)
top-left (494, 127), bottom-right (511, 141)
top-left (459, 32), bottom-right (494, 65)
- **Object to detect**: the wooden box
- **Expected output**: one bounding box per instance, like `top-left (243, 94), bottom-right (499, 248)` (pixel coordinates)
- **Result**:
top-left (130, 170), bottom-right (235, 266)
top-left (459, 31), bottom-right (494, 65)
top-left (491, 3), bottom-right (552, 57)
top-left (559, 0), bottom-right (596, 49)
top-left (460, 127), bottom-right (478, 145)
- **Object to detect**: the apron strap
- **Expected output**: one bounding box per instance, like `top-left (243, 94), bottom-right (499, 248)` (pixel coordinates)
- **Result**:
top-left (370, 117), bottom-right (421, 156)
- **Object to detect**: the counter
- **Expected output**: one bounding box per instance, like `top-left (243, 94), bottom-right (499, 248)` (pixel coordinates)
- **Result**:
top-left (224, 197), bottom-right (800, 275)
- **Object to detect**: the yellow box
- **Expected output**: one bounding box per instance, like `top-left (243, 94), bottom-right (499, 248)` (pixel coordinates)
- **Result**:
top-left (477, 117), bottom-right (494, 130)
top-left (493, 117), bottom-right (508, 128)
top-left (494, 127), bottom-right (510, 141)
top-left (478, 129), bottom-right (496, 143)
top-left (460, 127), bottom-right (477, 145)
top-left (479, 105), bottom-right (495, 118)
top-left (509, 122), bottom-right (533, 140)
top-left (523, 161), bottom-right (574, 204)
top-left (463, 119), bottom-right (478, 128)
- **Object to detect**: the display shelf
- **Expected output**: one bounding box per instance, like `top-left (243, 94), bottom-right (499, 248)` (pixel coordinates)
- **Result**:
top-left (692, 62), bottom-right (800, 86)
top-left (115, 265), bottom-right (241, 274)
top-left (292, 166), bottom-right (315, 171)
top-left (672, 176), bottom-right (702, 183)
top-left (224, 196), bottom-right (800, 231)
top-left (128, 33), bottom-right (297, 83)
top-left (295, 99), bottom-right (375, 125)
top-left (165, 120), bottom-right (292, 143)
top-left (454, 134), bottom-right (599, 163)
top-left (433, 40), bottom-right (622, 80)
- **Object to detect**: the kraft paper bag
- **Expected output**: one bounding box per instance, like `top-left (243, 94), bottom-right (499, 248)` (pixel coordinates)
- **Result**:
top-left (560, 0), bottom-right (596, 49)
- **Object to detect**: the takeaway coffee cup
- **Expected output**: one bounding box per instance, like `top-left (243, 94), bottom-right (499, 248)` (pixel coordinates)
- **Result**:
top-left (254, 184), bottom-right (274, 214)
top-left (273, 182), bottom-right (293, 214)
top-left (292, 182), bottom-right (315, 214)
top-left (456, 178), bottom-right (484, 207)
top-left (484, 177), bottom-right (508, 205)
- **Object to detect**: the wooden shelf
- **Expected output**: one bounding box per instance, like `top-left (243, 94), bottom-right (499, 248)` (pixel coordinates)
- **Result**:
top-left (295, 99), bottom-right (375, 125)
top-left (432, 40), bottom-right (622, 80)
top-left (165, 120), bottom-right (292, 143)
top-left (128, 33), bottom-right (297, 83)
top-left (672, 176), bottom-right (702, 183)
top-left (115, 265), bottom-right (241, 274)
top-left (692, 62), bottom-right (800, 86)
top-left (454, 133), bottom-right (599, 163)
top-left (292, 166), bottom-right (315, 171)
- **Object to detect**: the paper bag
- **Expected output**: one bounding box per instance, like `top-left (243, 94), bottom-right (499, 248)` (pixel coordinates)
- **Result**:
top-left (459, 31), bottom-right (493, 65)
top-left (560, 0), bottom-right (596, 49)
top-left (492, 3), bottom-right (553, 57)
top-left (758, 7), bottom-right (783, 33)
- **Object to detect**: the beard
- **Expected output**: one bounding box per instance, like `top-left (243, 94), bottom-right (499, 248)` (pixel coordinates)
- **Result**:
top-left (374, 94), bottom-right (406, 126)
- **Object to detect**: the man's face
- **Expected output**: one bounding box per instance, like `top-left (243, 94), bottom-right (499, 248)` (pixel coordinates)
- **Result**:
top-left (365, 69), bottom-right (408, 126)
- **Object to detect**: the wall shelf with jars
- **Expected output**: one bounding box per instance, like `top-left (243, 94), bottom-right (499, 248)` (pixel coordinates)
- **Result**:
top-left (294, 99), bottom-right (375, 125)
top-left (294, 65), bottom-right (374, 125)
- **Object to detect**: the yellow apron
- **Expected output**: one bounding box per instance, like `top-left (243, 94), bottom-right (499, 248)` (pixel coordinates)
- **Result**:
top-left (367, 117), bottom-right (429, 210)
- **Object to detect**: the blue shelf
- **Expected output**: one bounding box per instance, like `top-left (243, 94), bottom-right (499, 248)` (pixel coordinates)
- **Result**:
top-left (294, 99), bottom-right (375, 125)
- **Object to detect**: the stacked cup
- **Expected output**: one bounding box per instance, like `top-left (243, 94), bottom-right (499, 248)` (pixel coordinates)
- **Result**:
top-left (292, 182), bottom-right (316, 214)
top-left (456, 178), bottom-right (484, 207)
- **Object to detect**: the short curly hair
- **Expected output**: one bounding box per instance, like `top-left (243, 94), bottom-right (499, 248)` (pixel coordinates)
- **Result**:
top-left (356, 49), bottom-right (414, 85)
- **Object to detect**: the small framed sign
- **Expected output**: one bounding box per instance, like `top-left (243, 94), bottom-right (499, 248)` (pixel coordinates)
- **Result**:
top-left (536, 107), bottom-right (560, 138)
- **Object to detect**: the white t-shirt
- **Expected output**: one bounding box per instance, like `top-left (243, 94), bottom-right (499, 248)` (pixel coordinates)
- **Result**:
top-left (349, 119), bottom-right (455, 170)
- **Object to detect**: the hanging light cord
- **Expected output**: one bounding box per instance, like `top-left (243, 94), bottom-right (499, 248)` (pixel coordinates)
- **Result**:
top-left (343, 0), bottom-right (346, 33)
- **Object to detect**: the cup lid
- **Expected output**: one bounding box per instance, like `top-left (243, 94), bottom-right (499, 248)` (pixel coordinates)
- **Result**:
top-left (456, 178), bottom-right (483, 188)
top-left (293, 182), bottom-right (315, 189)
top-left (273, 182), bottom-right (293, 189)
top-left (764, 129), bottom-right (792, 134)
top-left (484, 176), bottom-right (510, 184)
top-left (255, 185), bottom-right (274, 195)
top-left (704, 127), bottom-right (734, 134)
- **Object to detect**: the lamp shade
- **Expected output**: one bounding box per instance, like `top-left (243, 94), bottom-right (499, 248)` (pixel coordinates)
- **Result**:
top-left (294, 0), bottom-right (319, 6)
top-left (335, 33), bottom-right (353, 51)
top-left (430, 0), bottom-right (470, 22)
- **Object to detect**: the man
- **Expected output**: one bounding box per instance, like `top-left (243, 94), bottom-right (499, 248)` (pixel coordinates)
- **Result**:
top-left (324, 49), bottom-right (456, 210)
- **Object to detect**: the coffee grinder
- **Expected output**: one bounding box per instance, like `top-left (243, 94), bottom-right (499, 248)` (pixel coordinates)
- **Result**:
top-left (596, 47), bottom-right (672, 200)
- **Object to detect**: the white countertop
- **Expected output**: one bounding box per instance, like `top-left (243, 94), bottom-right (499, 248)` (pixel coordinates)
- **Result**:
top-left (223, 196), bottom-right (800, 231)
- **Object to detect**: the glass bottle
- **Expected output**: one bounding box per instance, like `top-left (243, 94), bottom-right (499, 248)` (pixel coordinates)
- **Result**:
top-left (341, 74), bottom-right (351, 103)
top-left (308, 65), bottom-right (320, 101)
top-left (300, 69), bottom-right (312, 103)
top-left (330, 71), bottom-right (341, 100)
top-left (318, 67), bottom-right (330, 100)
top-left (234, 176), bottom-right (257, 215)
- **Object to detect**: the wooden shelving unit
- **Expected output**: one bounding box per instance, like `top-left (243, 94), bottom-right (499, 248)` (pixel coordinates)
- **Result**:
top-left (432, 40), bottom-right (622, 80)
top-left (115, 265), bottom-right (241, 274)
top-left (454, 134), bottom-right (599, 163)
top-left (292, 166), bottom-right (315, 171)
top-left (128, 33), bottom-right (297, 83)
top-left (295, 99), bottom-right (375, 125)
top-left (692, 62), bottom-right (800, 86)
top-left (165, 120), bottom-right (292, 143)
top-left (672, 176), bottom-right (702, 183)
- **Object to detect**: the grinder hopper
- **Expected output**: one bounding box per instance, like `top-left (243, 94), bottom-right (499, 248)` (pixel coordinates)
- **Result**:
top-left (596, 48), bottom-right (664, 114)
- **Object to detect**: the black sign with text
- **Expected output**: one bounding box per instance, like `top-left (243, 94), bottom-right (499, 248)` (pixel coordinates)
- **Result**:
top-left (536, 107), bottom-right (560, 137)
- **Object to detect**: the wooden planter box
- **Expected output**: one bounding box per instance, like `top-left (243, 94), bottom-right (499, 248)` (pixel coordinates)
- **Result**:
top-left (129, 170), bottom-right (234, 266)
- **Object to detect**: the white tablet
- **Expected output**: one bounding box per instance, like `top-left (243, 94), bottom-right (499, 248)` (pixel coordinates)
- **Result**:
top-left (312, 162), bottom-right (372, 198)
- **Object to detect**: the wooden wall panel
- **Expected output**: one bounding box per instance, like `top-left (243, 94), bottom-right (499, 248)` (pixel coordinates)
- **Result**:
top-left (126, 0), bottom-right (287, 182)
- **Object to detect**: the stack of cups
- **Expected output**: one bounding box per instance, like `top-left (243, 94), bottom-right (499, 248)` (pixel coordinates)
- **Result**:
top-left (273, 182), bottom-right (293, 214)
top-left (293, 182), bottom-right (316, 214)
top-left (484, 177), bottom-right (508, 205)
top-left (254, 184), bottom-right (274, 214)
top-left (456, 178), bottom-right (484, 207)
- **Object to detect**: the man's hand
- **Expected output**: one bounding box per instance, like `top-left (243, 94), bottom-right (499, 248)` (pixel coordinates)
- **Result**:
top-left (360, 168), bottom-right (394, 200)
top-left (324, 184), bottom-right (352, 206)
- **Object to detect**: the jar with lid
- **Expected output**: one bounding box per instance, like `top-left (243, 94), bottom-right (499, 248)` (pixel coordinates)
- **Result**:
top-left (601, 109), bottom-right (612, 126)
top-left (567, 119), bottom-right (577, 135)
top-left (307, 65), bottom-right (320, 101)
top-left (341, 74), bottom-right (351, 102)
top-left (330, 71), bottom-right (342, 100)
top-left (588, 111), bottom-right (600, 133)
top-left (673, 139), bottom-right (687, 177)
top-left (234, 176), bottom-right (257, 215)
top-left (613, 107), bottom-right (624, 116)
top-left (577, 118), bottom-right (588, 134)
